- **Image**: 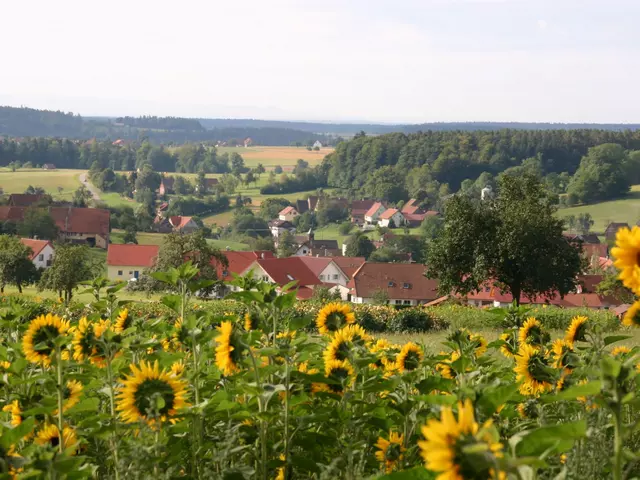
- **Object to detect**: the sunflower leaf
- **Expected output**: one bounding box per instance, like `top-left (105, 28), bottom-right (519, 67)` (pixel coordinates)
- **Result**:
top-left (377, 466), bottom-right (436, 479)
top-left (515, 420), bottom-right (587, 456)
top-left (540, 381), bottom-right (602, 403)
top-left (604, 335), bottom-right (632, 346)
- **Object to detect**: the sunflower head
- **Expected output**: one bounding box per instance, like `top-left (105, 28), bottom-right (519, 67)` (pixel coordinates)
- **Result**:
top-left (436, 351), bottom-right (461, 380)
top-left (72, 318), bottom-right (116, 367)
top-left (170, 360), bottom-right (185, 377)
top-left (396, 343), bottom-right (423, 372)
top-left (551, 339), bottom-right (577, 370)
top-left (517, 400), bottom-right (539, 419)
top-left (341, 324), bottom-right (371, 346)
top-left (375, 431), bottom-right (406, 473)
top-left (418, 399), bottom-right (504, 479)
top-left (35, 424), bottom-right (78, 453)
top-left (469, 333), bottom-right (488, 357)
top-left (215, 321), bottom-right (246, 376)
top-left (323, 329), bottom-right (353, 366)
top-left (324, 359), bottom-right (355, 394)
top-left (244, 312), bottom-right (260, 331)
top-left (316, 303), bottom-right (356, 335)
top-left (514, 344), bottom-right (555, 396)
top-left (22, 314), bottom-right (71, 367)
top-left (59, 380), bottom-right (83, 413)
top-left (565, 316), bottom-right (588, 345)
top-left (116, 360), bottom-right (188, 426)
top-left (2, 400), bottom-right (22, 427)
top-left (612, 346), bottom-right (632, 357)
top-left (518, 317), bottom-right (549, 348)
top-left (622, 301), bottom-right (640, 328)
top-left (499, 331), bottom-right (518, 359)
top-left (611, 226), bottom-right (640, 294)
top-left (113, 308), bottom-right (131, 334)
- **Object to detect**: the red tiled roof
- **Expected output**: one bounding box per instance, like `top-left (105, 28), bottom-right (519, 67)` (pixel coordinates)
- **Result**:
top-left (0, 207), bottom-right (111, 236)
top-left (350, 200), bottom-right (376, 215)
top-left (296, 286), bottom-right (315, 300)
top-left (332, 257), bottom-right (366, 279)
top-left (279, 206), bottom-right (297, 216)
top-left (214, 251), bottom-right (274, 281)
top-left (582, 243), bottom-right (608, 258)
top-left (205, 178), bottom-right (219, 186)
top-left (365, 202), bottom-right (384, 218)
top-left (255, 257), bottom-right (322, 287)
top-left (402, 205), bottom-right (420, 215)
top-left (379, 208), bottom-right (400, 220)
top-left (297, 257), bottom-right (333, 276)
top-left (169, 216), bottom-right (194, 230)
top-left (348, 263), bottom-right (439, 301)
top-left (107, 244), bottom-right (159, 267)
top-left (9, 194), bottom-right (46, 207)
top-left (20, 238), bottom-right (52, 259)
top-left (577, 274), bottom-right (604, 293)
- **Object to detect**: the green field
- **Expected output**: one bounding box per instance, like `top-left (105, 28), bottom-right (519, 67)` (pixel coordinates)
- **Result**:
top-left (0, 168), bottom-right (83, 200)
top-left (217, 146), bottom-right (332, 169)
top-left (558, 184), bottom-right (640, 230)
top-left (110, 230), bottom-right (250, 250)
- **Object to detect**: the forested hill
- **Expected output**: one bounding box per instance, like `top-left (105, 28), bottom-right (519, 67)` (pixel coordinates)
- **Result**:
top-left (0, 106), bottom-right (330, 145)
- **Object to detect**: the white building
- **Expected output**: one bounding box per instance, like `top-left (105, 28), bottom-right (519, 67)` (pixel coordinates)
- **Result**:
top-left (313, 141), bottom-right (323, 148)
top-left (270, 220), bottom-right (297, 240)
top-left (278, 206), bottom-right (299, 222)
top-left (364, 202), bottom-right (386, 224)
top-left (378, 209), bottom-right (406, 228)
top-left (20, 239), bottom-right (55, 269)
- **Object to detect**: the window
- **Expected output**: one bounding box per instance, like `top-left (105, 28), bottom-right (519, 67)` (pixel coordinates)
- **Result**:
top-left (262, 276), bottom-right (269, 282)
top-left (302, 249), bottom-right (307, 254)
top-left (222, 270), bottom-right (229, 277)
top-left (129, 271), bottom-right (133, 275)
top-left (403, 300), bottom-right (411, 305)
top-left (38, 254), bottom-right (44, 261)
top-left (118, 270), bottom-right (123, 276)
top-left (388, 281), bottom-right (395, 287)
top-left (319, 275), bottom-right (324, 280)
top-left (402, 282), bottom-right (411, 289)
top-left (332, 274), bottom-right (339, 280)
top-left (395, 300), bottom-right (402, 305)
top-left (484, 286), bottom-right (490, 292)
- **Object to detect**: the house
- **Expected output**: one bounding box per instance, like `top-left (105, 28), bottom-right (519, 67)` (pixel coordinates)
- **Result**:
top-left (293, 231), bottom-right (340, 256)
top-left (313, 141), bottom-right (323, 148)
top-left (195, 178), bottom-right (219, 193)
top-left (244, 137), bottom-right (253, 147)
top-left (159, 177), bottom-right (175, 196)
top-left (270, 220), bottom-right (297, 239)
top-left (42, 164), bottom-right (56, 170)
top-left (401, 199), bottom-right (421, 215)
top-left (112, 139), bottom-right (125, 146)
top-left (378, 209), bottom-right (405, 228)
top-left (279, 206), bottom-right (299, 222)
top-left (20, 238), bottom-right (54, 269)
top-left (364, 202), bottom-right (386, 224)
top-left (106, 244), bottom-right (159, 281)
top-left (350, 199), bottom-right (376, 225)
top-left (566, 233), bottom-right (601, 244)
top-left (8, 194), bottom-right (47, 207)
top-left (404, 211), bottom-right (439, 228)
top-left (307, 196), bottom-right (319, 212)
top-left (295, 199), bottom-right (309, 214)
top-left (169, 216), bottom-right (199, 234)
top-left (605, 222), bottom-right (630, 242)
top-left (347, 263), bottom-right (440, 305)
top-left (332, 256), bottom-right (366, 281)
top-left (240, 256), bottom-right (323, 299)
top-left (214, 250), bottom-right (275, 282)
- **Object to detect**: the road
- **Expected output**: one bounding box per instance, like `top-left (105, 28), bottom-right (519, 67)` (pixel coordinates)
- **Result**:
top-left (79, 173), bottom-right (101, 201)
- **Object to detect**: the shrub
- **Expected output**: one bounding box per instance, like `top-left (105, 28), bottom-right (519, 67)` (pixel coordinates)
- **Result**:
top-left (388, 308), bottom-right (436, 333)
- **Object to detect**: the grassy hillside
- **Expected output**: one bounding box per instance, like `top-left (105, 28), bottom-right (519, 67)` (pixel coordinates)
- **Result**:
top-left (558, 184), bottom-right (640, 230)
top-left (217, 146), bottom-right (332, 169)
top-left (110, 230), bottom-right (250, 251)
top-left (0, 168), bottom-right (83, 200)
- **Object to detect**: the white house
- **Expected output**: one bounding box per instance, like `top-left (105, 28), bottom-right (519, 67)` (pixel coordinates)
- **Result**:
top-left (20, 239), bottom-right (55, 269)
top-left (378, 208), bottom-right (406, 228)
top-left (313, 141), bottom-right (323, 148)
top-left (278, 206), bottom-right (299, 222)
top-left (270, 220), bottom-right (296, 240)
top-left (364, 202), bottom-right (386, 224)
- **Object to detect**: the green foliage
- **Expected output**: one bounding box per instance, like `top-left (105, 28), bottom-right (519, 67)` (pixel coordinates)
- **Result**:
top-left (345, 233), bottom-right (376, 259)
top-left (338, 221), bottom-right (354, 236)
top-left (0, 235), bottom-right (39, 293)
top-left (258, 197), bottom-right (291, 220)
top-left (16, 207), bottom-right (59, 240)
top-left (595, 272), bottom-right (635, 304)
top-left (38, 244), bottom-right (92, 303)
top-left (388, 308), bottom-right (435, 333)
top-left (277, 231), bottom-right (298, 258)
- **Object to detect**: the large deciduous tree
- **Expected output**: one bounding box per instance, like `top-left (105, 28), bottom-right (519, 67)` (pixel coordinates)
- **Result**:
top-left (426, 173), bottom-right (583, 305)
top-left (17, 208), bottom-right (59, 240)
top-left (0, 235), bottom-right (38, 293)
top-left (39, 244), bottom-right (92, 303)
top-left (345, 232), bottom-right (376, 259)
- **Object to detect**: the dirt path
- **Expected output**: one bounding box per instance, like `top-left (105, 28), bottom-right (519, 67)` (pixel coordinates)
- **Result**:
top-left (79, 173), bottom-right (101, 201)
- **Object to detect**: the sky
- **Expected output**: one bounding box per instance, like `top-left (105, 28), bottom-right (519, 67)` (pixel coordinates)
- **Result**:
top-left (1, 0), bottom-right (639, 123)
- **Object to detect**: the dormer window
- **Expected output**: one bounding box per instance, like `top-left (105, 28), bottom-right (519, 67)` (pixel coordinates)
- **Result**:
top-left (402, 282), bottom-right (411, 289)
top-left (222, 270), bottom-right (229, 277)
top-left (287, 274), bottom-right (295, 281)
top-left (388, 281), bottom-right (394, 287)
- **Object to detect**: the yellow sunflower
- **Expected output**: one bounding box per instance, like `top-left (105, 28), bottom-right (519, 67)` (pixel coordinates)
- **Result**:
top-left (565, 316), bottom-right (588, 345)
top-left (396, 343), bottom-right (424, 372)
top-left (518, 317), bottom-right (548, 347)
top-left (516, 403), bottom-right (527, 419)
top-left (22, 314), bottom-right (71, 367)
top-left (418, 399), bottom-right (504, 480)
top-left (214, 321), bottom-right (245, 376)
top-left (369, 339), bottom-right (394, 370)
top-left (341, 324), bottom-right (371, 345)
top-left (514, 344), bottom-right (554, 396)
top-left (113, 308), bottom-right (131, 334)
top-left (35, 424), bottom-right (78, 453)
top-left (375, 431), bottom-right (405, 473)
top-left (323, 328), bottom-right (354, 367)
top-left (611, 226), bottom-right (640, 294)
top-left (436, 351), bottom-right (460, 380)
top-left (2, 400), bottom-right (21, 427)
top-left (612, 346), bottom-right (632, 357)
top-left (499, 332), bottom-right (518, 359)
top-left (116, 360), bottom-right (188, 426)
top-left (470, 333), bottom-right (488, 357)
top-left (316, 303), bottom-right (356, 335)
top-left (170, 360), bottom-right (185, 377)
top-left (244, 312), bottom-right (260, 331)
top-left (0, 360), bottom-right (10, 370)
top-left (324, 359), bottom-right (355, 395)
top-left (551, 339), bottom-right (575, 370)
top-left (622, 301), bottom-right (640, 328)
top-left (577, 378), bottom-right (599, 410)
top-left (72, 318), bottom-right (114, 367)
top-left (59, 380), bottom-right (83, 413)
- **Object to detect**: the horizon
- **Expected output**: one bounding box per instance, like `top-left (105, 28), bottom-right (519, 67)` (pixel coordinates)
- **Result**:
top-left (2, 0), bottom-right (640, 123)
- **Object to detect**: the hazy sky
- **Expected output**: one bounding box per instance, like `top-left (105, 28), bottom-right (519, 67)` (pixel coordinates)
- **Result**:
top-left (1, 0), bottom-right (639, 123)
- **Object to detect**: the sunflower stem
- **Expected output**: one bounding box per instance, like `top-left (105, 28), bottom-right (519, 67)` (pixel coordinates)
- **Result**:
top-left (106, 356), bottom-right (120, 480)
top-left (284, 356), bottom-right (290, 479)
top-left (247, 346), bottom-right (267, 480)
top-left (55, 346), bottom-right (64, 453)
top-left (613, 404), bottom-right (624, 480)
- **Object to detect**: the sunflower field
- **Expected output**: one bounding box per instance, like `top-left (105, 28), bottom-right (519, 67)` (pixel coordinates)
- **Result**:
top-left (1, 229), bottom-right (640, 479)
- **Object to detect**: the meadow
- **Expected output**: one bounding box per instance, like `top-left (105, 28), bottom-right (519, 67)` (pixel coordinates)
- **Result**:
top-left (217, 145), bottom-right (333, 169)
top-left (0, 168), bottom-right (83, 200)
top-left (558, 184), bottom-right (640, 230)
top-left (110, 230), bottom-right (251, 251)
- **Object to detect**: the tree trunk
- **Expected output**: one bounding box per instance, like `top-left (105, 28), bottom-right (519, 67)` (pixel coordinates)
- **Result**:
top-left (17, 283), bottom-right (22, 294)
top-left (511, 284), bottom-right (522, 307)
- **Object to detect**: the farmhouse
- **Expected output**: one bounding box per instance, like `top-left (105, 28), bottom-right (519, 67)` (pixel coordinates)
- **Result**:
top-left (20, 238), bottom-right (54, 269)
top-left (168, 216), bottom-right (199, 233)
top-left (313, 141), bottom-right (323, 148)
top-left (159, 177), bottom-right (174, 195)
top-left (293, 231), bottom-right (340, 257)
top-left (8, 194), bottom-right (48, 207)
top-left (364, 202), bottom-right (386, 224)
top-left (240, 256), bottom-right (322, 299)
top-left (378, 208), bottom-right (405, 228)
top-left (42, 164), bottom-right (56, 170)
top-left (106, 244), bottom-right (159, 281)
top-left (270, 219), bottom-right (296, 239)
top-left (278, 206), bottom-right (299, 222)
top-left (350, 199), bottom-right (376, 225)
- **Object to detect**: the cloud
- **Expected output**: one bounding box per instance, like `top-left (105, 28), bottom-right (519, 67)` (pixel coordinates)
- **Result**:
top-left (537, 19), bottom-right (548, 30)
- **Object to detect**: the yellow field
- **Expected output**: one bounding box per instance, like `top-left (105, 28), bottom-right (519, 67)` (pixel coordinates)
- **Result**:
top-left (217, 146), bottom-right (333, 169)
top-left (0, 168), bottom-right (83, 200)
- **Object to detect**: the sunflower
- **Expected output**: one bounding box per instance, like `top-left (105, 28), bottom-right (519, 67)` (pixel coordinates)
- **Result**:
top-left (116, 360), bottom-right (188, 426)
top-left (375, 431), bottom-right (405, 473)
top-left (565, 316), bottom-right (588, 345)
top-left (113, 308), bottom-right (131, 334)
top-left (396, 343), bottom-right (423, 372)
top-left (2, 400), bottom-right (21, 427)
top-left (172, 317), bottom-right (189, 347)
top-left (214, 321), bottom-right (245, 376)
top-left (518, 317), bottom-right (549, 347)
top-left (35, 424), bottom-right (78, 453)
top-left (499, 332), bottom-right (518, 359)
top-left (369, 339), bottom-right (394, 370)
top-left (324, 359), bottom-right (355, 394)
top-left (436, 351), bottom-right (460, 380)
top-left (60, 380), bottom-right (83, 413)
top-left (0, 360), bottom-right (10, 371)
top-left (516, 403), bottom-right (527, 419)
top-left (517, 400), bottom-right (538, 419)
top-left (514, 344), bottom-right (554, 396)
top-left (470, 333), bottom-right (488, 357)
top-left (611, 226), bottom-right (640, 294)
top-left (622, 301), bottom-right (640, 327)
top-left (612, 346), bottom-right (632, 357)
top-left (170, 360), bottom-right (185, 377)
top-left (316, 303), bottom-right (355, 335)
top-left (323, 328), bottom-right (354, 367)
top-left (341, 324), bottom-right (371, 345)
top-left (22, 314), bottom-right (71, 367)
top-left (244, 312), bottom-right (260, 331)
top-left (551, 339), bottom-right (575, 370)
top-left (72, 318), bottom-right (113, 367)
top-left (418, 399), bottom-right (504, 480)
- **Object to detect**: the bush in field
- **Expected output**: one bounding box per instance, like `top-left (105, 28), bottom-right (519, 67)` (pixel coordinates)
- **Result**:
top-left (388, 308), bottom-right (436, 333)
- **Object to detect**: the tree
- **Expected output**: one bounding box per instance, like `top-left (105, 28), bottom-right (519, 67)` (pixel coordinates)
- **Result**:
top-left (195, 171), bottom-right (207, 196)
top-left (258, 198), bottom-right (291, 220)
top-left (576, 213), bottom-right (594, 235)
top-left (311, 285), bottom-right (341, 303)
top-left (564, 215), bottom-right (577, 233)
top-left (277, 231), bottom-right (297, 258)
top-left (123, 226), bottom-right (138, 244)
top-left (232, 214), bottom-right (270, 238)
top-left (221, 174), bottom-right (239, 195)
top-left (274, 165), bottom-right (283, 174)
top-left (230, 153), bottom-right (245, 177)
top-left (427, 173), bottom-right (583, 306)
top-left (420, 215), bottom-right (444, 241)
top-left (24, 185), bottom-right (45, 195)
top-left (17, 208), bottom-right (59, 240)
top-left (39, 244), bottom-right (92, 303)
top-left (255, 163), bottom-right (266, 177)
top-left (0, 235), bottom-right (38, 293)
top-left (294, 211), bottom-right (314, 233)
top-left (174, 176), bottom-right (191, 195)
top-left (244, 171), bottom-right (256, 186)
top-left (363, 166), bottom-right (408, 203)
top-left (72, 185), bottom-right (92, 207)
top-left (316, 200), bottom-right (349, 226)
top-left (595, 272), bottom-right (635, 304)
top-left (345, 233), bottom-right (375, 259)
top-left (371, 289), bottom-right (389, 305)
top-left (338, 221), bottom-right (354, 235)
